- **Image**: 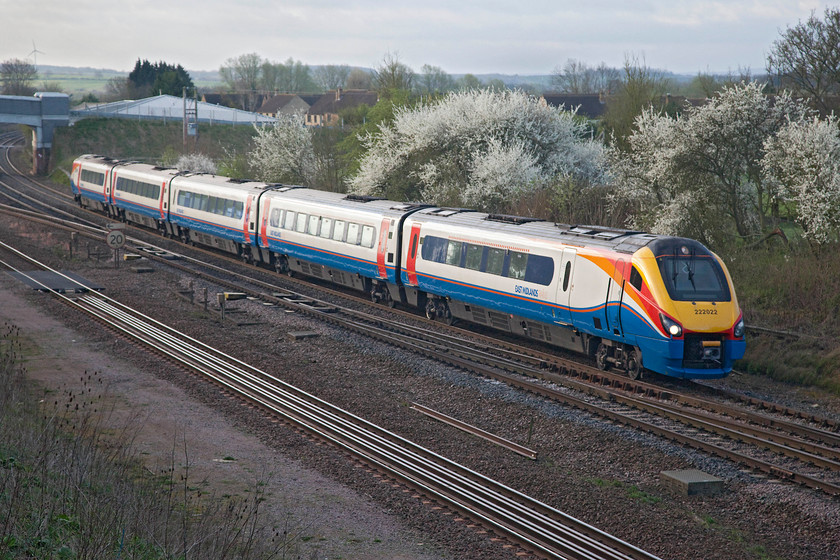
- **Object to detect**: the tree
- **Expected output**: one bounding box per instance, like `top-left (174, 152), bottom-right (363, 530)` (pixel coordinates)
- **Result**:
top-left (372, 52), bottom-right (414, 94)
top-left (176, 153), bottom-right (217, 174)
top-left (349, 89), bottom-right (607, 211)
top-left (249, 116), bottom-right (316, 185)
top-left (417, 64), bottom-right (454, 95)
top-left (1, 58), bottom-right (37, 96)
top-left (763, 116), bottom-right (840, 245)
top-left (127, 59), bottom-right (194, 97)
top-left (313, 65), bottom-right (351, 91)
top-left (550, 59), bottom-right (620, 94)
top-left (767, 7), bottom-right (840, 113)
top-left (220, 53), bottom-right (263, 110)
top-left (609, 81), bottom-right (811, 246)
top-left (602, 54), bottom-right (671, 150)
top-left (457, 73), bottom-right (481, 90)
top-left (345, 68), bottom-right (372, 90)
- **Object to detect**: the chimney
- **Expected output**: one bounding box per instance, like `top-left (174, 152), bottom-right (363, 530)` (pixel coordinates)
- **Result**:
top-left (335, 88), bottom-right (342, 102)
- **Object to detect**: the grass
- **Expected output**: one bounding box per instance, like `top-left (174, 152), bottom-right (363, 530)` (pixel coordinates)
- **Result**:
top-left (724, 242), bottom-right (840, 394)
top-left (0, 322), bottom-right (298, 559)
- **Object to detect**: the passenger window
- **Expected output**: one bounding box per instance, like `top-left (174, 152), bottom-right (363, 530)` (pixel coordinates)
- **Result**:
top-left (269, 208), bottom-right (282, 228)
top-left (421, 236), bottom-right (448, 263)
top-left (630, 266), bottom-right (644, 291)
top-left (283, 211), bottom-right (296, 230)
top-left (446, 241), bottom-right (463, 266)
top-left (360, 225), bottom-right (376, 248)
top-left (197, 194), bottom-right (209, 212)
top-left (308, 215), bottom-right (320, 235)
top-left (234, 201), bottom-right (244, 219)
top-left (332, 220), bottom-right (346, 241)
top-left (319, 217), bottom-right (333, 238)
top-left (485, 248), bottom-right (505, 275)
top-left (524, 254), bottom-right (554, 286)
top-left (346, 223), bottom-right (361, 245)
top-left (295, 213), bottom-right (307, 233)
top-left (465, 244), bottom-right (482, 270)
top-left (508, 252), bottom-right (528, 280)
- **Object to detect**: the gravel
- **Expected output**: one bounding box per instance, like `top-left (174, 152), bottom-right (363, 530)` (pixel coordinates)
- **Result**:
top-left (2, 207), bottom-right (840, 560)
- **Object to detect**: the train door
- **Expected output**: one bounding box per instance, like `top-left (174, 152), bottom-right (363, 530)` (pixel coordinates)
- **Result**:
top-left (607, 258), bottom-right (627, 337)
top-left (405, 222), bottom-right (422, 286)
top-left (376, 218), bottom-right (391, 279)
top-left (555, 248), bottom-right (577, 326)
top-left (244, 195), bottom-right (254, 244)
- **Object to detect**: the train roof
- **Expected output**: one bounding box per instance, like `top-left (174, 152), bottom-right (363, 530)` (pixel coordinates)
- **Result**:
top-left (411, 207), bottom-right (665, 254)
top-left (264, 187), bottom-right (432, 218)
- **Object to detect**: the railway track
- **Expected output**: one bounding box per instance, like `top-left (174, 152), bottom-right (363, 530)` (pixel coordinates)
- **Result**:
top-left (0, 238), bottom-right (663, 560)
top-left (2, 149), bottom-right (840, 499)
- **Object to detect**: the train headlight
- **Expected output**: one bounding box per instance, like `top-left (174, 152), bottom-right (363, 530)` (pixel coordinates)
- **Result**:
top-left (734, 318), bottom-right (745, 338)
top-left (660, 313), bottom-right (683, 338)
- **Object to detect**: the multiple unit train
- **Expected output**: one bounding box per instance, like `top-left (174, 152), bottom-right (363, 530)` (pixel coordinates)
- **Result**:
top-left (71, 154), bottom-right (746, 380)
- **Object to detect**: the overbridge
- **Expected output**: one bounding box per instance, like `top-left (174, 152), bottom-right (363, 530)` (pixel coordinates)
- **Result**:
top-left (0, 92), bottom-right (70, 174)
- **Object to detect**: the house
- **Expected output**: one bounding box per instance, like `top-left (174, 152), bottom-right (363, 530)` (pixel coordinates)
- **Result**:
top-left (540, 93), bottom-right (607, 119)
top-left (256, 94), bottom-right (310, 118)
top-left (305, 89), bottom-right (379, 127)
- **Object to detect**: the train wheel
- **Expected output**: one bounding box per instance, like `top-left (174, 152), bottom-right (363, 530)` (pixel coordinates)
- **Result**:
top-left (595, 343), bottom-right (609, 370)
top-left (425, 300), bottom-right (436, 320)
top-left (626, 348), bottom-right (642, 380)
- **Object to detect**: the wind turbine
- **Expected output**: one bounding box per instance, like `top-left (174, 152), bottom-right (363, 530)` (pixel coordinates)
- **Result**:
top-left (29, 41), bottom-right (45, 68)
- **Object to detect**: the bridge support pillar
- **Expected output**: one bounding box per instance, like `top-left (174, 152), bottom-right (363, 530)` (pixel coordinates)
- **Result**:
top-left (33, 146), bottom-right (50, 175)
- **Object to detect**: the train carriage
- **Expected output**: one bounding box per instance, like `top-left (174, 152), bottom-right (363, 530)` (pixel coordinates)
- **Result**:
top-left (110, 163), bottom-right (181, 232)
top-left (401, 209), bottom-right (745, 379)
top-left (70, 154), bottom-right (123, 213)
top-left (167, 174), bottom-right (265, 257)
top-left (255, 189), bottom-right (427, 302)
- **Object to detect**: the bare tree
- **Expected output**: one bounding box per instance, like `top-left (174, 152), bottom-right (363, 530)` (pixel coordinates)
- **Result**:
top-left (417, 64), bottom-right (454, 95)
top-left (372, 52), bottom-right (414, 94)
top-left (313, 64), bottom-right (351, 91)
top-left (219, 52), bottom-right (263, 109)
top-left (550, 59), bottom-right (620, 94)
top-left (345, 68), bottom-right (372, 90)
top-left (767, 7), bottom-right (840, 113)
top-left (1, 58), bottom-right (37, 96)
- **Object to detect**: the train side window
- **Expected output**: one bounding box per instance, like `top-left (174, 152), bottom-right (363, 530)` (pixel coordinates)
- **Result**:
top-left (508, 251), bottom-right (528, 280)
top-left (308, 214), bottom-right (320, 235)
top-left (269, 208), bottom-right (282, 227)
top-left (465, 244), bottom-right (482, 270)
top-left (446, 241), bottom-right (463, 266)
top-left (485, 248), bottom-right (505, 275)
top-left (295, 213), bottom-right (308, 233)
top-left (421, 236), bottom-right (447, 263)
top-left (332, 220), bottom-right (346, 241)
top-left (524, 254), bottom-right (554, 286)
top-left (234, 201), bottom-right (244, 219)
top-left (319, 217), bottom-right (333, 238)
top-left (346, 222), bottom-right (361, 245)
top-left (224, 199), bottom-right (237, 218)
top-left (283, 210), bottom-right (296, 229)
top-left (630, 266), bottom-right (644, 291)
top-left (563, 261), bottom-right (572, 291)
top-left (197, 194), bottom-right (209, 212)
top-left (360, 225), bottom-right (376, 248)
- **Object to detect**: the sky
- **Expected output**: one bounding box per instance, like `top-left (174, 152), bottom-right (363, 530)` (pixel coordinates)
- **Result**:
top-left (1, 1), bottom-right (834, 76)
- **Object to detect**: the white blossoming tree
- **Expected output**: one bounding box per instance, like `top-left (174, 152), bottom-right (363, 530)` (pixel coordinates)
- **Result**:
top-left (249, 116), bottom-right (316, 185)
top-left (349, 89), bottom-right (607, 211)
top-left (610, 81), bottom-right (810, 246)
top-left (175, 153), bottom-right (217, 174)
top-left (763, 116), bottom-right (840, 246)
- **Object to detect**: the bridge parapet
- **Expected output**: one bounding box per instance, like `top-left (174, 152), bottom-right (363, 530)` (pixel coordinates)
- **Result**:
top-left (0, 92), bottom-right (70, 174)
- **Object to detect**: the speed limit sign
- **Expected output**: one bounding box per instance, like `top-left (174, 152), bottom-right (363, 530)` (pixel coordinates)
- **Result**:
top-left (105, 228), bottom-right (126, 249)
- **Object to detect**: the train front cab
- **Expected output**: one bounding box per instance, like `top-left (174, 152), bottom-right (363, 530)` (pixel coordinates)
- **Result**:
top-left (629, 238), bottom-right (745, 379)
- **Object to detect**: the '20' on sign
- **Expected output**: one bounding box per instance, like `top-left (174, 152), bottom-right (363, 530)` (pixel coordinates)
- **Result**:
top-left (106, 229), bottom-right (126, 249)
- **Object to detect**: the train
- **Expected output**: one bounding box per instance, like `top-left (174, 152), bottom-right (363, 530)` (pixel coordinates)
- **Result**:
top-left (71, 154), bottom-right (746, 380)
